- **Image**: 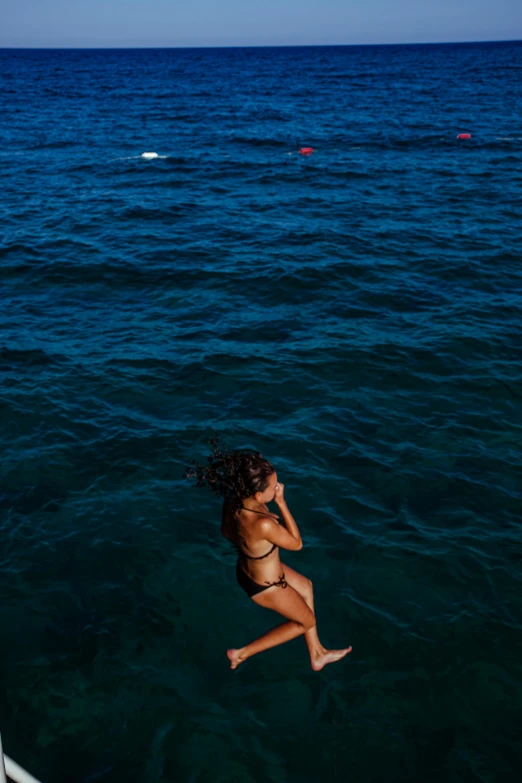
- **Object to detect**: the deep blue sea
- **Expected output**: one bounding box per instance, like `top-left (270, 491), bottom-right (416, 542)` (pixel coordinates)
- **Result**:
top-left (1, 42), bottom-right (522, 783)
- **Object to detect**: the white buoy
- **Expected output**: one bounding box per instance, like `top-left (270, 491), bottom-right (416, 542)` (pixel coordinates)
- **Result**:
top-left (141, 152), bottom-right (159, 159)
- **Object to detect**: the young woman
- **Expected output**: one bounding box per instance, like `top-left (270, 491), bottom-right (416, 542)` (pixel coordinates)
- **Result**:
top-left (185, 440), bottom-right (352, 670)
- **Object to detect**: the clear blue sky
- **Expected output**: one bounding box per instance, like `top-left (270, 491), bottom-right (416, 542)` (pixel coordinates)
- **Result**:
top-left (3, 0), bottom-right (522, 48)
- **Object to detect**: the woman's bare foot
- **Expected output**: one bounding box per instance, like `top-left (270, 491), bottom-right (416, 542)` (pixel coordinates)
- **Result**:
top-left (227, 648), bottom-right (247, 670)
top-left (311, 647), bottom-right (352, 671)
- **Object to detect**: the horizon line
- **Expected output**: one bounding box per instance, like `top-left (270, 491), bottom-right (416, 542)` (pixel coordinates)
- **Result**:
top-left (1, 38), bottom-right (521, 51)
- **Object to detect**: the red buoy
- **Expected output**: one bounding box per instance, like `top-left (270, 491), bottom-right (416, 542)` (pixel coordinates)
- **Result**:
top-left (457, 133), bottom-right (471, 140)
top-left (299, 147), bottom-right (314, 155)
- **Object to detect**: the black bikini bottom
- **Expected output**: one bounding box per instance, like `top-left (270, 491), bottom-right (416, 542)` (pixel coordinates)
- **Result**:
top-left (236, 560), bottom-right (288, 598)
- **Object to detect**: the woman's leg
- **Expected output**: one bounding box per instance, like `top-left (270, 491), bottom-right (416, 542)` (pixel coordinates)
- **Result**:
top-left (227, 585), bottom-right (315, 669)
top-left (278, 563), bottom-right (352, 670)
top-left (227, 579), bottom-right (352, 670)
top-left (279, 563), bottom-right (325, 660)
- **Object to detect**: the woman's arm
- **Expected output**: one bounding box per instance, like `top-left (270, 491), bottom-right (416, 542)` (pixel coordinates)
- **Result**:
top-left (258, 517), bottom-right (302, 551)
top-left (258, 483), bottom-right (303, 551)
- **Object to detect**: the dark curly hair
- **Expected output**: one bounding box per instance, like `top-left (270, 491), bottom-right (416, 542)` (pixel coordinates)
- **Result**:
top-left (183, 435), bottom-right (275, 548)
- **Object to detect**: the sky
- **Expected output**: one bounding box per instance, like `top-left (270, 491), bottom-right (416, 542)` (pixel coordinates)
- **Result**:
top-left (2, 0), bottom-right (522, 48)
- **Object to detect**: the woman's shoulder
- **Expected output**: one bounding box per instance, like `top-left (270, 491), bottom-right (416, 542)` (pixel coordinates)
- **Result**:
top-left (241, 506), bottom-right (280, 521)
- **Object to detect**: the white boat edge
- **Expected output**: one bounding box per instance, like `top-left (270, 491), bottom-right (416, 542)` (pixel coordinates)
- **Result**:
top-left (0, 734), bottom-right (43, 783)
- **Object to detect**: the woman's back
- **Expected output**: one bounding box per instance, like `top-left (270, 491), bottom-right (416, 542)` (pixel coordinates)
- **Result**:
top-left (222, 501), bottom-right (280, 561)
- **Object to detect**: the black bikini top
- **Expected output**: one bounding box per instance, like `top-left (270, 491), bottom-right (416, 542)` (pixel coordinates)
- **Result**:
top-left (233, 506), bottom-right (281, 560)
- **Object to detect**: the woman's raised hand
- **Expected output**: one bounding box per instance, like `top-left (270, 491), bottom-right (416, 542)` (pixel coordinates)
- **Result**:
top-left (274, 482), bottom-right (285, 505)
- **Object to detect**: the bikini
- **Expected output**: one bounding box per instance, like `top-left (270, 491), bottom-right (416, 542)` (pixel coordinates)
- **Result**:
top-left (232, 507), bottom-right (288, 598)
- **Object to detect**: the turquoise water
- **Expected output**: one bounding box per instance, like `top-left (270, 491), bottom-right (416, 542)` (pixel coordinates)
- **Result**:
top-left (1, 42), bottom-right (522, 782)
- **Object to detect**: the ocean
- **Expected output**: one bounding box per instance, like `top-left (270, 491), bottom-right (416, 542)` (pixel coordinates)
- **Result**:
top-left (1, 41), bottom-right (521, 782)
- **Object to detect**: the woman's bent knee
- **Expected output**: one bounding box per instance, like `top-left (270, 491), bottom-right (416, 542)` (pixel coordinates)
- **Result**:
top-left (301, 613), bottom-right (316, 633)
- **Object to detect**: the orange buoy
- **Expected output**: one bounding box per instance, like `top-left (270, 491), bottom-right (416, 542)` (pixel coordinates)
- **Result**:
top-left (457, 133), bottom-right (471, 140)
top-left (299, 147), bottom-right (314, 155)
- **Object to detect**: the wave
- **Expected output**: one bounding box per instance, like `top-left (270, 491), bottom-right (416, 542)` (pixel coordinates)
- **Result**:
top-left (0, 346), bottom-right (63, 367)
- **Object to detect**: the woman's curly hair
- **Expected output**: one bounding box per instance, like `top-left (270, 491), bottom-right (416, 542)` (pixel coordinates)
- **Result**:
top-left (183, 435), bottom-right (275, 547)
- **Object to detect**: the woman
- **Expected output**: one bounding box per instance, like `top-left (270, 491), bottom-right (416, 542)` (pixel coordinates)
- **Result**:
top-left (185, 440), bottom-right (352, 670)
